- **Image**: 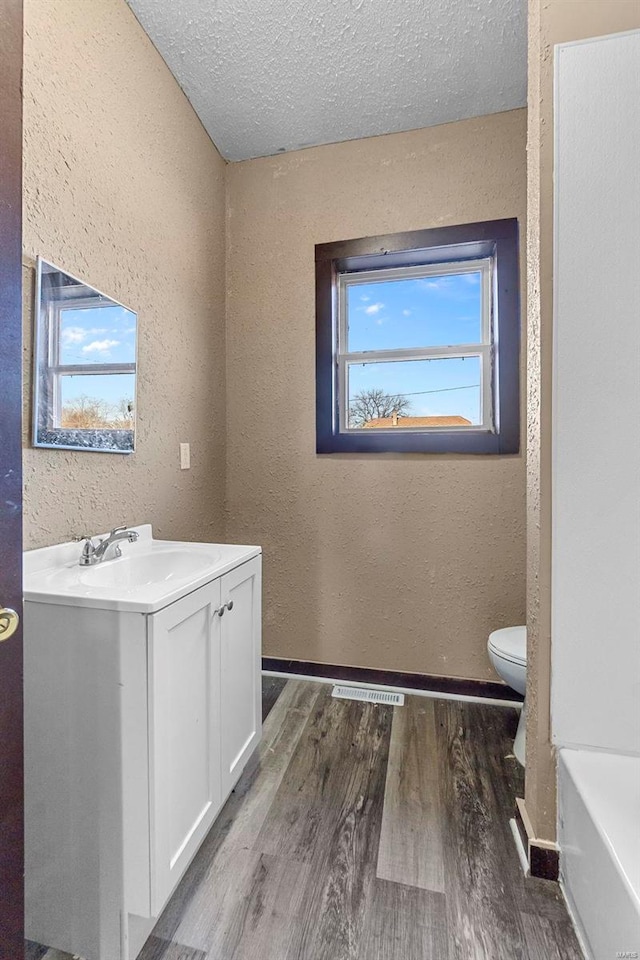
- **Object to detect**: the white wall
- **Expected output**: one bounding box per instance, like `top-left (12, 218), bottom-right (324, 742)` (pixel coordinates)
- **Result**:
top-left (552, 30), bottom-right (640, 754)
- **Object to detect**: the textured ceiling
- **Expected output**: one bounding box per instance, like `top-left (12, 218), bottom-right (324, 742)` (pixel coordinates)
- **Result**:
top-left (126, 0), bottom-right (527, 162)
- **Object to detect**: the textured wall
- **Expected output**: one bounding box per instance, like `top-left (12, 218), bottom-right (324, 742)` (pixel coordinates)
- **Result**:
top-left (525, 0), bottom-right (640, 841)
top-left (22, 0), bottom-right (227, 549)
top-left (226, 111), bottom-right (527, 680)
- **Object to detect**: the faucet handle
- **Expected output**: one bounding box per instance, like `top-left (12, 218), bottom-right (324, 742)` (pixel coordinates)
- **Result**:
top-left (79, 538), bottom-right (97, 564)
top-left (72, 533), bottom-right (93, 543)
top-left (110, 525), bottom-right (127, 536)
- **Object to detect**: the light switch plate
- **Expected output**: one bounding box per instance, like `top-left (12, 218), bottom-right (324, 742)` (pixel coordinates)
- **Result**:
top-left (180, 443), bottom-right (190, 470)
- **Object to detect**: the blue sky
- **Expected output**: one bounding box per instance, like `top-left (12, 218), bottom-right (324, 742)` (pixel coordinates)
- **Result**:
top-left (59, 304), bottom-right (136, 408)
top-left (346, 272), bottom-right (482, 423)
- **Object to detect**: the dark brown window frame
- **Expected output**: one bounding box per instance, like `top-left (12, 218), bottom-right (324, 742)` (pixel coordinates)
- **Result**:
top-left (315, 218), bottom-right (520, 455)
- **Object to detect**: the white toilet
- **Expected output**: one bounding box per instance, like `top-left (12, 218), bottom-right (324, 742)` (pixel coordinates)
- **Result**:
top-left (487, 625), bottom-right (527, 765)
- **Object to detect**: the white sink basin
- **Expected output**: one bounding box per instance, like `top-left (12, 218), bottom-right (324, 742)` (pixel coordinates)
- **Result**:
top-left (80, 548), bottom-right (217, 589)
top-left (24, 525), bottom-right (261, 613)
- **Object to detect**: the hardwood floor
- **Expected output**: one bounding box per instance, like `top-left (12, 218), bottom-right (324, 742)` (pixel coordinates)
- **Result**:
top-left (377, 697), bottom-right (445, 892)
top-left (261, 675), bottom-right (288, 722)
top-left (27, 678), bottom-right (583, 960)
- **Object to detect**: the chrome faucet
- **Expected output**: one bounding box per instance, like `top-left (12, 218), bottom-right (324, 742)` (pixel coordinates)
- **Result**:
top-left (77, 525), bottom-right (140, 566)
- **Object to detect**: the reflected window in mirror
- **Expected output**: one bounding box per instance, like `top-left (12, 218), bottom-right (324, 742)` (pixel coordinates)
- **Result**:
top-left (33, 258), bottom-right (137, 453)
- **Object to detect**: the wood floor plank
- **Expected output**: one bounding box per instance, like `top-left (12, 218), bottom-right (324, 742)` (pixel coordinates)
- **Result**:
top-left (283, 698), bottom-right (392, 960)
top-left (357, 879), bottom-right (449, 960)
top-left (222, 679), bottom-right (324, 852)
top-left (517, 874), bottom-right (582, 922)
top-left (152, 847), bottom-right (309, 959)
top-left (434, 700), bottom-right (583, 959)
top-left (435, 699), bottom-right (530, 960)
top-left (261, 675), bottom-right (287, 722)
top-left (213, 852), bottom-right (309, 960)
top-left (152, 848), bottom-right (254, 954)
top-left (255, 686), bottom-right (376, 863)
top-left (148, 680), bottom-right (321, 949)
top-left (520, 912), bottom-right (585, 960)
top-left (445, 701), bottom-right (580, 926)
top-left (138, 936), bottom-right (207, 960)
top-left (376, 697), bottom-right (444, 892)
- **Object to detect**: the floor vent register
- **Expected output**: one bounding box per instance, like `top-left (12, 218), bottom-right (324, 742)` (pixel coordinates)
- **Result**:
top-left (331, 685), bottom-right (404, 706)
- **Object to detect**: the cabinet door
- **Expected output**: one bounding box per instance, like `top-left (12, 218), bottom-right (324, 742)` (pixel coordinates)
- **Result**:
top-left (220, 557), bottom-right (262, 798)
top-left (148, 580), bottom-right (222, 914)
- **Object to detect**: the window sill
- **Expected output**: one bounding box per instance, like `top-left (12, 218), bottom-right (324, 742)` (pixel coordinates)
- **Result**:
top-left (316, 429), bottom-right (519, 455)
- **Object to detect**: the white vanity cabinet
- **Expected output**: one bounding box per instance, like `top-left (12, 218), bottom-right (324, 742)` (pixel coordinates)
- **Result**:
top-left (148, 562), bottom-right (261, 913)
top-left (24, 531), bottom-right (261, 960)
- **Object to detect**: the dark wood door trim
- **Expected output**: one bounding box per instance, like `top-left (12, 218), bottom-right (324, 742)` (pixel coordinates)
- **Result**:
top-left (0, 0), bottom-right (24, 953)
top-left (514, 798), bottom-right (560, 881)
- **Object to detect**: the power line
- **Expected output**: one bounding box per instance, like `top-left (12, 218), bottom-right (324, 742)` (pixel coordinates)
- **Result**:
top-left (390, 384), bottom-right (479, 398)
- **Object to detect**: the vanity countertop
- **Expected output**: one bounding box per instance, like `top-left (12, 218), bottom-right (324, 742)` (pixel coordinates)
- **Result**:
top-left (24, 524), bottom-right (261, 613)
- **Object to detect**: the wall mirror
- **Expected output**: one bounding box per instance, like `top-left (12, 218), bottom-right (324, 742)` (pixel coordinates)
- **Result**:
top-left (33, 258), bottom-right (137, 453)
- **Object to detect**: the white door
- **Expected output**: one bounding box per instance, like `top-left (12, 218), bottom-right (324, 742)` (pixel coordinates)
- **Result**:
top-left (552, 30), bottom-right (640, 754)
top-left (220, 557), bottom-right (262, 798)
top-left (148, 580), bottom-right (223, 913)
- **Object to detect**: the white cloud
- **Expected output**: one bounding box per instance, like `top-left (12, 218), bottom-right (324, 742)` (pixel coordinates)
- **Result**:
top-left (82, 339), bottom-right (119, 355)
top-left (402, 309), bottom-right (412, 316)
top-left (61, 326), bottom-right (87, 345)
top-left (422, 278), bottom-right (452, 292)
top-left (360, 294), bottom-right (371, 302)
top-left (418, 273), bottom-right (480, 297)
top-left (61, 325), bottom-right (109, 346)
top-left (365, 302), bottom-right (385, 315)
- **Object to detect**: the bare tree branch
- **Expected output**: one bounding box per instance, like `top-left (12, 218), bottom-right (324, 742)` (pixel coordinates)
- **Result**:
top-left (349, 388), bottom-right (412, 427)
top-left (61, 394), bottom-right (134, 430)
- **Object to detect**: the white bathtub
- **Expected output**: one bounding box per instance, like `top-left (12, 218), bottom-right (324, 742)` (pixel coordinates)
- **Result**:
top-left (559, 748), bottom-right (640, 960)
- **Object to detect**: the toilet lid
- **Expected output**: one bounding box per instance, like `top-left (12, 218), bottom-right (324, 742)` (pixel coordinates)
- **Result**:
top-left (488, 625), bottom-right (527, 666)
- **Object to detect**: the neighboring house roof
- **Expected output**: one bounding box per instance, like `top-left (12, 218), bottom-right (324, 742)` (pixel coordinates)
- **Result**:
top-left (363, 415), bottom-right (472, 428)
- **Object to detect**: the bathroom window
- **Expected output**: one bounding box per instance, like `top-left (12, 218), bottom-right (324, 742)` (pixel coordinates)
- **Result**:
top-left (315, 219), bottom-right (520, 454)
